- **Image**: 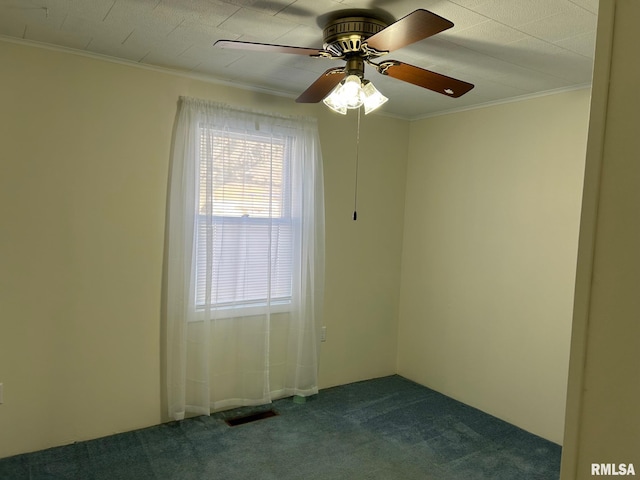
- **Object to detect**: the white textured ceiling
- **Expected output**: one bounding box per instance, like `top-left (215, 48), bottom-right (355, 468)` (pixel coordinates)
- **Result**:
top-left (0, 0), bottom-right (598, 119)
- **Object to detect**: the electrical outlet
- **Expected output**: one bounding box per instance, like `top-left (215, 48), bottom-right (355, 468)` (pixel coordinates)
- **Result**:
top-left (321, 326), bottom-right (327, 342)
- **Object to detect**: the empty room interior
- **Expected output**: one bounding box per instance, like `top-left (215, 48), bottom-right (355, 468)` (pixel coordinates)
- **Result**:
top-left (1, 0), bottom-right (639, 478)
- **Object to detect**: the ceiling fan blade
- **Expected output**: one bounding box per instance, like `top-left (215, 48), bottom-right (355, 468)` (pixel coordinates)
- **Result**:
top-left (364, 9), bottom-right (453, 54)
top-left (376, 61), bottom-right (474, 98)
top-left (296, 68), bottom-right (346, 103)
top-left (215, 39), bottom-right (328, 57)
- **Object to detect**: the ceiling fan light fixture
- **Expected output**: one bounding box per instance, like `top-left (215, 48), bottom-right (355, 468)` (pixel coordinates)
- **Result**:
top-left (323, 75), bottom-right (387, 115)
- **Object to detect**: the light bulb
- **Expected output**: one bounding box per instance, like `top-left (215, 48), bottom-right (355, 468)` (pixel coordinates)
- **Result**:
top-left (341, 75), bottom-right (363, 109)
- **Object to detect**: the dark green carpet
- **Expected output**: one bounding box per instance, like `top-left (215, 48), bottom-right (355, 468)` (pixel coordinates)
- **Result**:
top-left (0, 375), bottom-right (561, 479)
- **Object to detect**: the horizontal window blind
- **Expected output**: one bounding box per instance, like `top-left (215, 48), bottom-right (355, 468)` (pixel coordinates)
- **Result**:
top-left (195, 126), bottom-right (293, 308)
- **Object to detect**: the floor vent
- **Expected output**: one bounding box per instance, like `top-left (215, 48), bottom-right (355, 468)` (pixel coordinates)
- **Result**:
top-left (225, 409), bottom-right (279, 427)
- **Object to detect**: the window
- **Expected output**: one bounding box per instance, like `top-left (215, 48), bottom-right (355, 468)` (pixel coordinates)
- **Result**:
top-left (165, 97), bottom-right (325, 418)
top-left (195, 126), bottom-right (294, 311)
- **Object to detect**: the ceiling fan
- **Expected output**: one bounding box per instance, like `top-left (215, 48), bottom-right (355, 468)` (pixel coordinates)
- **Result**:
top-left (214, 9), bottom-right (474, 112)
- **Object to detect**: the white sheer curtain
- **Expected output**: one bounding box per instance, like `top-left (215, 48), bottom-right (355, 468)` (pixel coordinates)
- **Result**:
top-left (165, 97), bottom-right (324, 420)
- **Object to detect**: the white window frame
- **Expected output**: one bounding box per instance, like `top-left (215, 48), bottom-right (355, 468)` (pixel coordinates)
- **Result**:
top-left (193, 125), bottom-right (295, 319)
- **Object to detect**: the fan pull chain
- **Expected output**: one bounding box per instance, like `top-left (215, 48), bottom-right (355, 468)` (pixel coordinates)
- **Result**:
top-left (353, 107), bottom-right (361, 221)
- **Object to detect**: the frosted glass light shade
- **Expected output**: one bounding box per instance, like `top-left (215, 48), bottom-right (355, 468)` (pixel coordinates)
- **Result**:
top-left (341, 75), bottom-right (364, 109)
top-left (362, 81), bottom-right (388, 115)
top-left (322, 87), bottom-right (348, 114)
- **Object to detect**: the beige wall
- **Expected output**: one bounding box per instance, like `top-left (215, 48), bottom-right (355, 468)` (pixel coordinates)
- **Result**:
top-left (561, 1), bottom-right (640, 477)
top-left (320, 108), bottom-right (407, 386)
top-left (398, 89), bottom-right (590, 443)
top-left (0, 41), bottom-right (407, 458)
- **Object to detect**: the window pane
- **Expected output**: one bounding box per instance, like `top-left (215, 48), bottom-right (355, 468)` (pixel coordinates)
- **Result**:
top-left (199, 129), bottom-right (286, 218)
top-left (195, 127), bottom-right (293, 308)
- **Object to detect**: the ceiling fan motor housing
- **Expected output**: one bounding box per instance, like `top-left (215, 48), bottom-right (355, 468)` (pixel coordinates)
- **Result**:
top-left (323, 16), bottom-right (387, 57)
